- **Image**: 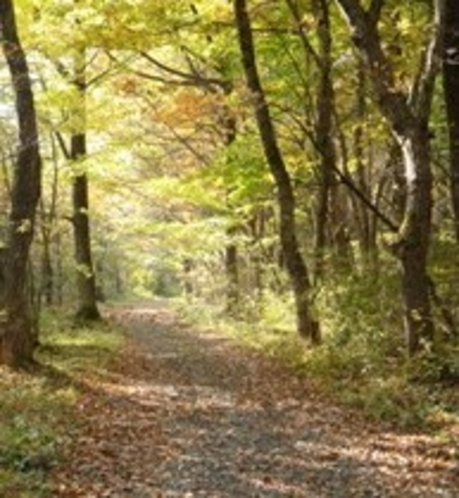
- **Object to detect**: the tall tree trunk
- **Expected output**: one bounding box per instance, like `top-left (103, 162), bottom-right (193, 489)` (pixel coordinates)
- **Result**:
top-left (336, 0), bottom-right (442, 354)
top-left (443, 0), bottom-right (459, 242)
top-left (311, 0), bottom-right (337, 281)
top-left (288, 0), bottom-right (351, 278)
top-left (71, 139), bottom-right (101, 321)
top-left (225, 239), bottom-right (240, 313)
top-left (39, 133), bottom-right (60, 306)
top-left (315, 0), bottom-right (352, 271)
top-left (234, 0), bottom-right (320, 343)
top-left (40, 240), bottom-right (54, 306)
top-left (396, 130), bottom-right (434, 354)
top-left (183, 259), bottom-right (194, 297)
top-left (247, 209), bottom-right (266, 301)
top-left (71, 51), bottom-right (101, 322)
top-left (221, 96), bottom-right (241, 315)
top-left (352, 61), bottom-right (372, 263)
top-left (0, 0), bottom-right (42, 367)
top-left (55, 229), bottom-right (64, 306)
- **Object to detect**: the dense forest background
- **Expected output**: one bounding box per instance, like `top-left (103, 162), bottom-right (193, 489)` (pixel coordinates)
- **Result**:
top-left (0, 0), bottom-right (459, 391)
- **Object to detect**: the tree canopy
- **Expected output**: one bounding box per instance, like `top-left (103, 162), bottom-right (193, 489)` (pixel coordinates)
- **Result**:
top-left (0, 0), bottom-right (458, 373)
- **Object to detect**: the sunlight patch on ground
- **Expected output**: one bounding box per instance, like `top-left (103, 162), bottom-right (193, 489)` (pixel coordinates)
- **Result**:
top-left (94, 378), bottom-right (237, 411)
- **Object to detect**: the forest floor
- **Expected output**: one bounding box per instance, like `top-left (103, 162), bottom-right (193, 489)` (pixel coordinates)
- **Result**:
top-left (50, 301), bottom-right (459, 497)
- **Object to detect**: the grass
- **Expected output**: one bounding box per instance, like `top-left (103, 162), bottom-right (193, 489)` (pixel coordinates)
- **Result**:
top-left (0, 310), bottom-right (124, 497)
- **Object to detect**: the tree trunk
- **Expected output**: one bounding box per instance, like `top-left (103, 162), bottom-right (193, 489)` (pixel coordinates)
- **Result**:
top-left (351, 61), bottom-right (378, 268)
top-left (39, 133), bottom-right (60, 306)
top-left (234, 0), bottom-right (320, 342)
top-left (443, 0), bottom-right (459, 242)
top-left (225, 241), bottom-right (240, 314)
top-left (183, 259), bottom-right (194, 297)
top-left (72, 146), bottom-right (101, 321)
top-left (336, 0), bottom-right (442, 354)
top-left (71, 51), bottom-right (101, 322)
top-left (247, 210), bottom-right (267, 301)
top-left (221, 96), bottom-right (241, 315)
top-left (55, 229), bottom-right (64, 306)
top-left (312, 0), bottom-right (336, 281)
top-left (395, 129), bottom-right (434, 354)
top-left (0, 0), bottom-right (42, 367)
top-left (41, 241), bottom-right (54, 306)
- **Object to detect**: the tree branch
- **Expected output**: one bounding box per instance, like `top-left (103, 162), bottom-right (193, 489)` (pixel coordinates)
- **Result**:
top-left (410, 0), bottom-right (446, 120)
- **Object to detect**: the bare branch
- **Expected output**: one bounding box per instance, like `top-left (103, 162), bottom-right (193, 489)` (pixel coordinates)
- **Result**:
top-left (284, 0), bottom-right (321, 67)
top-left (410, 0), bottom-right (446, 119)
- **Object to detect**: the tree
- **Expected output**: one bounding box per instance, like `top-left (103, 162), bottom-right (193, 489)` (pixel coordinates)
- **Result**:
top-left (37, 133), bottom-right (60, 307)
top-left (286, 0), bottom-right (351, 279)
top-left (27, 0), bottom-right (109, 321)
top-left (234, 0), bottom-right (320, 343)
top-left (69, 50), bottom-right (101, 322)
top-left (0, 0), bottom-right (42, 367)
top-left (335, 0), bottom-right (443, 354)
top-left (443, 0), bottom-right (459, 242)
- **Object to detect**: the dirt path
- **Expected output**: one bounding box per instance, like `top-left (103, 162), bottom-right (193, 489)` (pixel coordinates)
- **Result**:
top-left (52, 303), bottom-right (458, 497)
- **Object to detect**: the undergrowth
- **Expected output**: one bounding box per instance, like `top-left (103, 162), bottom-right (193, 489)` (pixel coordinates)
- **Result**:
top-left (175, 273), bottom-right (459, 434)
top-left (0, 309), bottom-right (123, 497)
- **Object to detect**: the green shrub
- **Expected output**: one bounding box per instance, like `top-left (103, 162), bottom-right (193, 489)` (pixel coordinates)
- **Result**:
top-left (178, 269), bottom-right (459, 430)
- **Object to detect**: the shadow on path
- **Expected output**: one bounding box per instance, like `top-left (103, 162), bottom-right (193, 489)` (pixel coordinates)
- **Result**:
top-left (52, 302), bottom-right (459, 497)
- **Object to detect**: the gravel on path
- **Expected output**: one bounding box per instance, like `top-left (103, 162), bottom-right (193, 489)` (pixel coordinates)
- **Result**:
top-left (51, 303), bottom-right (459, 497)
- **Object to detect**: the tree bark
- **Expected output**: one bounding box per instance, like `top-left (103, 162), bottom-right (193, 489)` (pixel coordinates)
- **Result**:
top-left (351, 60), bottom-right (377, 266)
top-left (0, 0), bottom-right (42, 367)
top-left (71, 136), bottom-right (101, 321)
top-left (71, 51), bottom-right (101, 322)
top-left (396, 129), bottom-right (434, 354)
top-left (221, 96), bottom-right (241, 315)
top-left (234, 0), bottom-right (320, 342)
top-left (335, 0), bottom-right (442, 354)
top-left (225, 240), bottom-right (240, 313)
top-left (38, 134), bottom-right (60, 306)
top-left (443, 0), bottom-right (459, 242)
top-left (40, 239), bottom-right (54, 306)
top-left (311, 0), bottom-right (337, 280)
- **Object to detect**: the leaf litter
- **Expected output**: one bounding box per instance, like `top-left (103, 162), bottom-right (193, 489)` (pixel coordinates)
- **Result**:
top-left (50, 303), bottom-right (459, 497)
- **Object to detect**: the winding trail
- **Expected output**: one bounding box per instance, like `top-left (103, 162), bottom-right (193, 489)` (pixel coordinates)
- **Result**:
top-left (52, 302), bottom-right (458, 497)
